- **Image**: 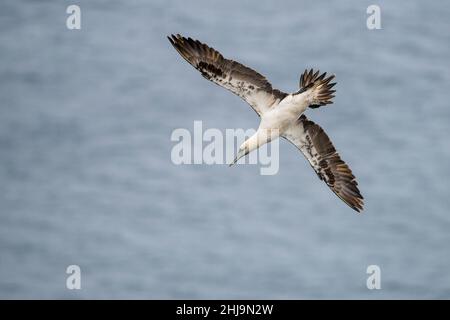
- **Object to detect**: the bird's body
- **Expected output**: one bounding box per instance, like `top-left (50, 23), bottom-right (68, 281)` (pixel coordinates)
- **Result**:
top-left (261, 93), bottom-right (309, 133)
top-left (168, 34), bottom-right (364, 212)
top-left (264, 96), bottom-right (300, 126)
top-left (244, 94), bottom-right (309, 156)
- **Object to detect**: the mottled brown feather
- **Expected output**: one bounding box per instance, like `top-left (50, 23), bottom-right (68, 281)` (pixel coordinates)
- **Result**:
top-left (168, 34), bottom-right (287, 116)
top-left (283, 115), bottom-right (364, 212)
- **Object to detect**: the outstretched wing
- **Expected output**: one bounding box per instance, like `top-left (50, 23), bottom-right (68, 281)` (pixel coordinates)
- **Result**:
top-left (283, 115), bottom-right (364, 212)
top-left (168, 34), bottom-right (287, 116)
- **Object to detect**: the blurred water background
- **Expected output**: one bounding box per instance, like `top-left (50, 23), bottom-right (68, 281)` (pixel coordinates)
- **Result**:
top-left (1, 0), bottom-right (450, 299)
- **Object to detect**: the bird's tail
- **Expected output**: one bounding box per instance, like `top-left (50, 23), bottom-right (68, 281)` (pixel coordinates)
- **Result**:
top-left (298, 69), bottom-right (336, 109)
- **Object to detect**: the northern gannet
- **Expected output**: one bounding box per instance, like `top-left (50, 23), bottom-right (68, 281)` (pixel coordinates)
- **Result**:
top-left (168, 34), bottom-right (364, 212)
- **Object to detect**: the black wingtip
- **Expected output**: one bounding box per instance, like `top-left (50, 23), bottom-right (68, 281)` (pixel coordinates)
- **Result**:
top-left (167, 34), bottom-right (176, 44)
top-left (167, 34), bottom-right (183, 42)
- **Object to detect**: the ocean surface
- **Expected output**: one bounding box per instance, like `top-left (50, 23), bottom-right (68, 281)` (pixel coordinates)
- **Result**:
top-left (1, 0), bottom-right (450, 299)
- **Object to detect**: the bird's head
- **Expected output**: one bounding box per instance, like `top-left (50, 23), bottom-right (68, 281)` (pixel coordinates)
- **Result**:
top-left (229, 144), bottom-right (249, 167)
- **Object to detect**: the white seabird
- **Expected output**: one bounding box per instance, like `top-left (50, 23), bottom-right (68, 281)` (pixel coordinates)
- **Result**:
top-left (168, 34), bottom-right (364, 212)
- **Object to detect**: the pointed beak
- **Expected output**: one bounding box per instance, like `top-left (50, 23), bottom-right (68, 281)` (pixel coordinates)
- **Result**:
top-left (229, 149), bottom-right (246, 167)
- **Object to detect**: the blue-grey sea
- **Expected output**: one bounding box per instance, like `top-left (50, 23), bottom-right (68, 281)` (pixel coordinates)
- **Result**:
top-left (1, 0), bottom-right (450, 299)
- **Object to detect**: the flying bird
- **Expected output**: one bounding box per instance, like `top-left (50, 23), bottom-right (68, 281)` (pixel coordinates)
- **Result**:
top-left (168, 34), bottom-right (364, 212)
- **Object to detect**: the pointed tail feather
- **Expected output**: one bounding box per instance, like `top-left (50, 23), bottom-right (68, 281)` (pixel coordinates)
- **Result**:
top-left (299, 69), bottom-right (336, 109)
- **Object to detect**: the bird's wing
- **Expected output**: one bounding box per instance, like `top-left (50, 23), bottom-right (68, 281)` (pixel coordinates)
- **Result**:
top-left (282, 115), bottom-right (364, 212)
top-left (168, 34), bottom-right (287, 116)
